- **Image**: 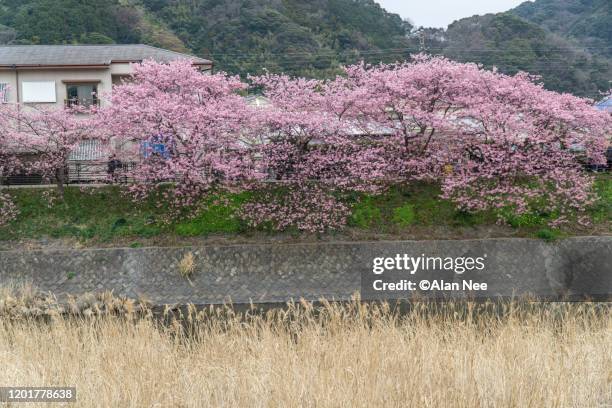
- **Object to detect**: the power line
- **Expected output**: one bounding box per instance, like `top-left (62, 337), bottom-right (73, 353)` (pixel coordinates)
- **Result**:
top-left (201, 46), bottom-right (612, 59)
top-left (214, 54), bottom-right (612, 70)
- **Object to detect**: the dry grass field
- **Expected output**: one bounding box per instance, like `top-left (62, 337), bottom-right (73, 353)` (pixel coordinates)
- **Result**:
top-left (0, 290), bottom-right (610, 407)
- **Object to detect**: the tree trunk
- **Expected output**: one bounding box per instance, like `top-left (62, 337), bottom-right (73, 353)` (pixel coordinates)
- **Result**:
top-left (56, 167), bottom-right (65, 200)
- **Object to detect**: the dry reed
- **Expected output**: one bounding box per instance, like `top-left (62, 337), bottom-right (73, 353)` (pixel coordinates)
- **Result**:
top-left (177, 251), bottom-right (196, 279)
top-left (0, 289), bottom-right (610, 407)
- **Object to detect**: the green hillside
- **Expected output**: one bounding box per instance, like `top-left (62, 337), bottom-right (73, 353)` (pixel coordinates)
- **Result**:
top-left (0, 0), bottom-right (188, 51)
top-left (0, 0), bottom-right (416, 78)
top-left (513, 0), bottom-right (611, 58)
top-left (138, 0), bottom-right (417, 77)
top-left (0, 0), bottom-right (609, 97)
top-left (440, 12), bottom-right (612, 97)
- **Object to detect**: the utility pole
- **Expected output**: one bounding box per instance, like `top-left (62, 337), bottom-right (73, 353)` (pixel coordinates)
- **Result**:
top-left (419, 30), bottom-right (426, 52)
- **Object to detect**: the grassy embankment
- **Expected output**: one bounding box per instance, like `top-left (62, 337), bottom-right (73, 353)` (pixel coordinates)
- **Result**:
top-left (0, 287), bottom-right (610, 407)
top-left (0, 174), bottom-right (610, 246)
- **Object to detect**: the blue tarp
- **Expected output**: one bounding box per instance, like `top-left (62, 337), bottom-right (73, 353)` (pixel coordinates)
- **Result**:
top-left (141, 141), bottom-right (170, 159)
top-left (595, 97), bottom-right (612, 112)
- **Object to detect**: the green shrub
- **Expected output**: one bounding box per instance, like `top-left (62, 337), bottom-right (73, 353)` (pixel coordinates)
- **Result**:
top-left (131, 224), bottom-right (161, 238)
top-left (175, 192), bottom-right (251, 236)
top-left (499, 209), bottom-right (547, 228)
top-left (452, 210), bottom-right (491, 227)
top-left (589, 175), bottom-right (612, 223)
top-left (536, 228), bottom-right (563, 241)
top-left (392, 204), bottom-right (416, 227)
top-left (349, 198), bottom-right (382, 229)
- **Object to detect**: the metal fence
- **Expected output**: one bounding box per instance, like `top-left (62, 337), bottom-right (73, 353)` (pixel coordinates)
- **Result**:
top-left (1, 162), bottom-right (137, 186)
top-left (2, 147), bottom-right (610, 187)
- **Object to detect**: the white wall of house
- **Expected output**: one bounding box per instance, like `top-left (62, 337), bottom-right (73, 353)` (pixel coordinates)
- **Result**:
top-left (0, 67), bottom-right (116, 108)
top-left (109, 62), bottom-right (133, 76)
top-left (0, 61), bottom-right (210, 108)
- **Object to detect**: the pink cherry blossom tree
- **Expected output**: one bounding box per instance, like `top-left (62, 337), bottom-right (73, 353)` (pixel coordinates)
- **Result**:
top-left (369, 56), bottom-right (610, 225)
top-left (0, 92), bottom-right (96, 223)
top-left (0, 86), bottom-right (19, 225)
top-left (0, 111), bottom-right (19, 225)
top-left (246, 55), bottom-right (611, 230)
top-left (82, 57), bottom-right (610, 232)
top-left (99, 59), bottom-right (265, 216)
top-left (241, 72), bottom-right (398, 232)
top-left (0, 102), bottom-right (98, 199)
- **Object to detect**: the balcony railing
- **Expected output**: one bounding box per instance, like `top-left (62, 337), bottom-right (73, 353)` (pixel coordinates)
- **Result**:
top-left (64, 98), bottom-right (100, 109)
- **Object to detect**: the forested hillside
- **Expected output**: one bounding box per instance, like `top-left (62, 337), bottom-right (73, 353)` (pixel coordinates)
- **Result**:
top-left (141, 0), bottom-right (416, 77)
top-left (439, 12), bottom-right (611, 97)
top-left (0, 0), bottom-right (416, 78)
top-left (513, 0), bottom-right (611, 58)
top-left (0, 0), bottom-right (609, 97)
top-left (0, 0), bottom-right (188, 51)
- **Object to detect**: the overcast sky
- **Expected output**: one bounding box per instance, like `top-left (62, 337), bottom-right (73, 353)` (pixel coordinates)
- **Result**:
top-left (376, 0), bottom-right (531, 28)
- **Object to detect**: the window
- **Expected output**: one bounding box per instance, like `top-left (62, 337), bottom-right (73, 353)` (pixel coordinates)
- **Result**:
top-left (65, 83), bottom-right (98, 108)
top-left (22, 81), bottom-right (56, 103)
top-left (0, 83), bottom-right (8, 103)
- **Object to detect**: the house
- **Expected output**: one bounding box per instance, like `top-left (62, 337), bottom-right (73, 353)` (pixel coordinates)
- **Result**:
top-left (0, 44), bottom-right (212, 184)
top-left (0, 44), bottom-right (212, 107)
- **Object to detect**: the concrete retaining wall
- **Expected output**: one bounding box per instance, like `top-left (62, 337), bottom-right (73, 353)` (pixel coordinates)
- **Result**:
top-left (0, 236), bottom-right (610, 304)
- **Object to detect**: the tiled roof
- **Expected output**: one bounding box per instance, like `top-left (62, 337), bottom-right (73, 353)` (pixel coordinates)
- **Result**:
top-left (0, 44), bottom-right (211, 67)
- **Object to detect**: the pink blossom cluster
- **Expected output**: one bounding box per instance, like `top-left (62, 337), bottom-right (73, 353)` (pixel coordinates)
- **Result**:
top-left (241, 185), bottom-right (349, 233)
top-left (0, 91), bottom-right (99, 223)
top-left (0, 102), bottom-right (21, 225)
top-left (98, 60), bottom-right (265, 213)
top-left (0, 191), bottom-right (18, 226)
top-left (0, 102), bottom-right (100, 198)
